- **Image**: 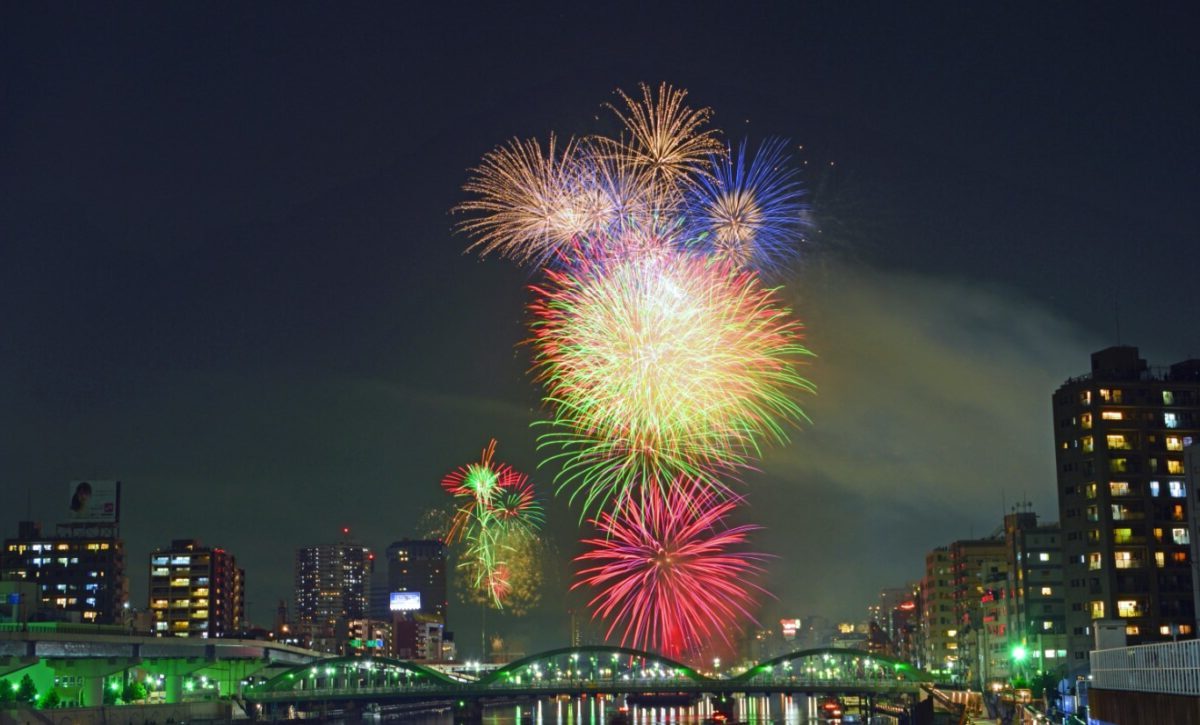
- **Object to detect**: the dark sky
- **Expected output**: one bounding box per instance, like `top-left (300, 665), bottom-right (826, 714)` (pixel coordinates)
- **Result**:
top-left (2, 4), bottom-right (1197, 656)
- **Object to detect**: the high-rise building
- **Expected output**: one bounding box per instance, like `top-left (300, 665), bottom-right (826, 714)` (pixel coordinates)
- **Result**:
top-left (1, 520), bottom-right (127, 624)
top-left (385, 540), bottom-right (447, 624)
top-left (294, 531), bottom-right (373, 652)
top-left (950, 537), bottom-right (1007, 687)
top-left (148, 539), bottom-right (244, 638)
top-left (921, 546), bottom-right (955, 674)
top-left (1053, 345), bottom-right (1200, 671)
top-left (1002, 511), bottom-right (1068, 677)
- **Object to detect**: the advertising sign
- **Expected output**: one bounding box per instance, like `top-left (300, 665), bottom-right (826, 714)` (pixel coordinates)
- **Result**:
top-left (780, 618), bottom-right (801, 640)
top-left (390, 591), bottom-right (421, 612)
top-left (67, 480), bottom-right (120, 523)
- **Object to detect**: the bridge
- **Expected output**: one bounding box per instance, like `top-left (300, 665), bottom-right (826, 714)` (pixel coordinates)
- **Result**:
top-left (0, 623), bottom-right (322, 707)
top-left (246, 645), bottom-right (935, 721)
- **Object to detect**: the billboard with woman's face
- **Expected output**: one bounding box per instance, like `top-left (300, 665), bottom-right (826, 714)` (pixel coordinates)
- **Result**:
top-left (67, 480), bottom-right (121, 523)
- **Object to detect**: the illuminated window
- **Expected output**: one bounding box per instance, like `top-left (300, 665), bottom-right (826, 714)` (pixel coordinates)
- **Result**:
top-left (1040, 587), bottom-right (1053, 596)
top-left (1113, 529), bottom-right (1134, 544)
top-left (1090, 601), bottom-right (1105, 619)
top-left (1080, 391), bottom-right (1092, 405)
top-left (1170, 481), bottom-right (1187, 498)
top-left (1150, 481), bottom-right (1161, 497)
top-left (1112, 504), bottom-right (1140, 521)
top-left (1081, 436), bottom-right (1094, 452)
top-left (1080, 412), bottom-right (1093, 429)
top-left (1161, 625), bottom-right (1173, 636)
top-left (1086, 482), bottom-right (1098, 499)
top-left (1173, 528), bottom-right (1190, 545)
top-left (1110, 458), bottom-right (1129, 473)
top-left (1173, 551), bottom-right (1188, 564)
top-left (1167, 436), bottom-right (1184, 451)
top-left (1110, 481), bottom-right (1131, 496)
top-left (1163, 391), bottom-right (1175, 405)
top-left (1088, 552), bottom-right (1103, 570)
top-left (1107, 434), bottom-right (1131, 450)
top-left (1172, 505), bottom-right (1185, 522)
top-left (1167, 460), bottom-right (1184, 474)
top-left (1156, 552), bottom-right (1166, 568)
top-left (1126, 625), bottom-right (1140, 635)
top-left (1088, 529), bottom-right (1101, 544)
top-left (1182, 625), bottom-right (1194, 635)
top-left (1117, 600), bottom-right (1142, 618)
top-left (1039, 552), bottom-right (1050, 562)
top-left (1102, 411), bottom-right (1123, 420)
top-left (1087, 506), bottom-right (1099, 522)
top-left (1114, 551), bottom-right (1142, 569)
top-left (1043, 621), bottom-right (1054, 631)
top-left (1165, 412), bottom-right (1178, 429)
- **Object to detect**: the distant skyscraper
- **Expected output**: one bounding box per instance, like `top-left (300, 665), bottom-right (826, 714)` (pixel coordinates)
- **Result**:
top-left (295, 530), bottom-right (373, 652)
top-left (385, 540), bottom-right (447, 624)
top-left (1053, 345), bottom-right (1200, 673)
top-left (148, 539), bottom-right (243, 638)
top-left (1, 520), bottom-right (127, 624)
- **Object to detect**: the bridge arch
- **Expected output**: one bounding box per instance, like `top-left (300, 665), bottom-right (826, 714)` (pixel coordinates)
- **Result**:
top-left (481, 645), bottom-right (707, 685)
top-left (255, 655), bottom-right (457, 694)
top-left (735, 648), bottom-right (933, 684)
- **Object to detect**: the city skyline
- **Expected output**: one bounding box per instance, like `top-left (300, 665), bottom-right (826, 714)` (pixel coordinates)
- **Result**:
top-left (3, 3), bottom-right (1197, 655)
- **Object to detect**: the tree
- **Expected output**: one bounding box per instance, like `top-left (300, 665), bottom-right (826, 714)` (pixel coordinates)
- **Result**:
top-left (0, 680), bottom-right (15, 706)
top-left (122, 681), bottom-right (147, 704)
top-left (16, 674), bottom-right (37, 706)
top-left (37, 689), bottom-right (60, 710)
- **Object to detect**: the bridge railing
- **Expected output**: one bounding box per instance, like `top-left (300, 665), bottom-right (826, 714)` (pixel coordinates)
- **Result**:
top-left (1091, 639), bottom-right (1200, 696)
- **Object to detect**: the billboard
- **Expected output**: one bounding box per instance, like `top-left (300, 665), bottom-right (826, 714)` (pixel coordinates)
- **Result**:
top-left (67, 480), bottom-right (120, 523)
top-left (780, 618), bottom-right (801, 640)
top-left (390, 592), bottom-right (421, 612)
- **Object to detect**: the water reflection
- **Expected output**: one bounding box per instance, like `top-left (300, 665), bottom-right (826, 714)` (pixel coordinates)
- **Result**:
top-left (390, 693), bottom-right (857, 724)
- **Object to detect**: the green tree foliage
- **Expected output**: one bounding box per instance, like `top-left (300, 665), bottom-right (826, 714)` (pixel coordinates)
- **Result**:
top-left (37, 689), bottom-right (60, 709)
top-left (122, 681), bottom-right (148, 703)
top-left (0, 680), bottom-right (15, 705)
top-left (16, 674), bottom-right (37, 706)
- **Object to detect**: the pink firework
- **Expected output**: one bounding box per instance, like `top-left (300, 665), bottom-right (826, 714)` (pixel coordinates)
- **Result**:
top-left (573, 480), bottom-right (767, 659)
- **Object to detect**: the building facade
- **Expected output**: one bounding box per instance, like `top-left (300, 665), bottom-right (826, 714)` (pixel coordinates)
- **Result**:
top-left (148, 539), bottom-right (244, 638)
top-left (0, 521), bottom-right (126, 624)
top-left (385, 540), bottom-right (447, 624)
top-left (1003, 512), bottom-right (1068, 678)
top-left (921, 546), bottom-right (956, 674)
top-left (295, 534), bottom-right (373, 652)
top-left (1053, 345), bottom-right (1200, 671)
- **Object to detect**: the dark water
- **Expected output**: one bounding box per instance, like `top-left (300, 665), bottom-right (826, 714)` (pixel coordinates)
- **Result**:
top-left (382, 693), bottom-right (877, 724)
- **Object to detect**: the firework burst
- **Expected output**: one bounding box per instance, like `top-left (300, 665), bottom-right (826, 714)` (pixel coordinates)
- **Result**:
top-left (689, 137), bottom-right (810, 272)
top-left (529, 242), bottom-right (814, 514)
top-left (573, 480), bottom-right (766, 659)
top-left (600, 82), bottom-right (724, 201)
top-left (441, 440), bottom-right (544, 608)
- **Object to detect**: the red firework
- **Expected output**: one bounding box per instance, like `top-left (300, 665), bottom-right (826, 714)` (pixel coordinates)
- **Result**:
top-left (572, 479), bottom-right (767, 659)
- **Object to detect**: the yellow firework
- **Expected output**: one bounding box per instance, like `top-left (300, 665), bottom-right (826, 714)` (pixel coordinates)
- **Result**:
top-left (601, 82), bottom-right (723, 199)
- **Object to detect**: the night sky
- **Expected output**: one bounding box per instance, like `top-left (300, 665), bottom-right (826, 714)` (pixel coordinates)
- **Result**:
top-left (3, 4), bottom-right (1197, 655)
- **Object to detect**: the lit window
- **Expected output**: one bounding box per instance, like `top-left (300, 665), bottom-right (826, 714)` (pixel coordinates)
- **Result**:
top-left (1040, 587), bottom-right (1053, 596)
top-left (1150, 481), bottom-right (1161, 497)
top-left (1109, 481), bottom-right (1131, 496)
top-left (1113, 529), bottom-right (1134, 544)
top-left (1088, 552), bottom-right (1103, 570)
top-left (1117, 600), bottom-right (1142, 618)
top-left (1170, 481), bottom-right (1187, 498)
top-left (1126, 625), bottom-right (1140, 636)
top-left (1038, 552), bottom-right (1050, 562)
top-left (1114, 551), bottom-right (1142, 569)
top-left (1110, 458), bottom-right (1129, 473)
top-left (1164, 413), bottom-right (1178, 429)
top-left (1156, 552), bottom-right (1166, 568)
top-left (1087, 506), bottom-right (1099, 522)
top-left (1161, 625), bottom-right (1173, 636)
top-left (1173, 551), bottom-right (1189, 564)
top-left (1173, 528), bottom-right (1190, 545)
top-left (1080, 391), bottom-right (1092, 405)
top-left (1167, 460), bottom-right (1184, 474)
top-left (1167, 436), bottom-right (1184, 451)
top-left (1102, 411), bottom-right (1123, 420)
top-left (1080, 412), bottom-right (1093, 429)
top-left (1090, 601), bottom-right (1105, 619)
top-left (1182, 625), bottom-right (1194, 635)
top-left (1163, 391), bottom-right (1175, 405)
top-left (1086, 482), bottom-right (1098, 499)
top-left (1107, 434), bottom-right (1131, 450)
top-left (1172, 505), bottom-right (1185, 521)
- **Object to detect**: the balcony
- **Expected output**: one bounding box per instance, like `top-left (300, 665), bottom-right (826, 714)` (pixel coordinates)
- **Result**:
top-left (1092, 640), bottom-right (1200, 696)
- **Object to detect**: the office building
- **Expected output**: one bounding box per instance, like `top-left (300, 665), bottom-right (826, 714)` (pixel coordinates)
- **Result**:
top-left (1, 520), bottom-right (127, 624)
top-left (148, 539), bottom-right (244, 638)
top-left (1053, 345), bottom-right (1200, 671)
top-left (295, 531), bottom-right (373, 652)
top-left (385, 539), bottom-right (447, 624)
